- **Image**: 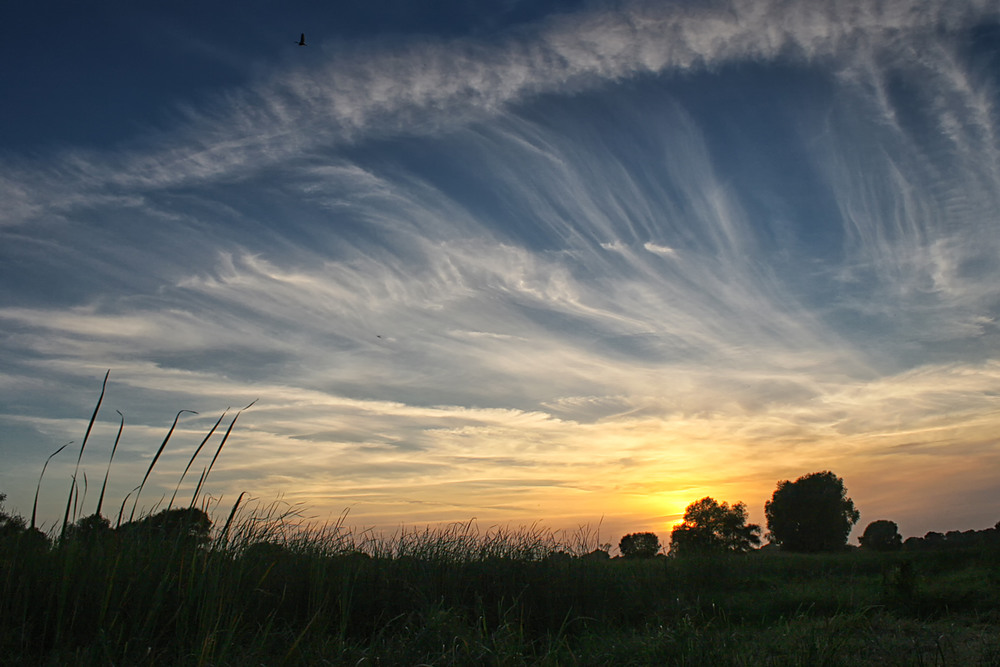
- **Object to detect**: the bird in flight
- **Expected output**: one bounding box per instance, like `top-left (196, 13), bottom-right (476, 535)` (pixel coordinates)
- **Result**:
top-left (297, 33), bottom-right (307, 46)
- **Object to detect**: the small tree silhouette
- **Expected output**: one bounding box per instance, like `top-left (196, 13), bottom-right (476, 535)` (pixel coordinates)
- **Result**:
top-left (116, 506), bottom-right (212, 548)
top-left (0, 492), bottom-right (48, 551)
top-left (619, 531), bottom-right (660, 558)
top-left (0, 492), bottom-right (30, 543)
top-left (64, 512), bottom-right (113, 543)
top-left (859, 519), bottom-right (902, 551)
top-left (669, 497), bottom-right (761, 557)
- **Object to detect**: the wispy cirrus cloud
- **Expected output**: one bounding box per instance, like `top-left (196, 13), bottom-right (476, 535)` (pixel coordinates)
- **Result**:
top-left (2, 0), bottom-right (995, 226)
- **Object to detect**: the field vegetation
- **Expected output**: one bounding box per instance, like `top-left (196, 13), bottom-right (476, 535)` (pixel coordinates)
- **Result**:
top-left (3, 502), bottom-right (999, 666)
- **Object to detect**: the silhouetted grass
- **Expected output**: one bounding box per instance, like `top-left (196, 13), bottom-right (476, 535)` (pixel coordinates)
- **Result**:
top-left (4, 507), bottom-right (999, 665)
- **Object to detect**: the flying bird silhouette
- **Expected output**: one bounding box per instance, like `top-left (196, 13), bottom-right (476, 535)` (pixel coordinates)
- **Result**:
top-left (297, 33), bottom-right (307, 46)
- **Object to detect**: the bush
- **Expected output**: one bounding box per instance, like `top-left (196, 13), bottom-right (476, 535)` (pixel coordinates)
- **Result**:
top-left (859, 519), bottom-right (903, 551)
top-left (669, 497), bottom-right (761, 557)
top-left (619, 532), bottom-right (661, 558)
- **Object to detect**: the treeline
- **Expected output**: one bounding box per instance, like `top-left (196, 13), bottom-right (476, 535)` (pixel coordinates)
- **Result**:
top-left (902, 523), bottom-right (1000, 551)
top-left (618, 471), bottom-right (999, 558)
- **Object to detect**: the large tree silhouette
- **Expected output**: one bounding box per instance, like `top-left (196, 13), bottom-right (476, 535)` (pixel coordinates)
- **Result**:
top-left (765, 471), bottom-right (859, 552)
top-left (669, 496), bottom-right (761, 557)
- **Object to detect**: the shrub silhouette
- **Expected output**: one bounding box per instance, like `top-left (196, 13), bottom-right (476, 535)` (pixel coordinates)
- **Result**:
top-left (669, 497), bottom-right (761, 557)
top-left (115, 506), bottom-right (212, 548)
top-left (619, 532), bottom-right (660, 558)
top-left (859, 519), bottom-right (902, 551)
top-left (0, 492), bottom-right (48, 552)
top-left (64, 512), bottom-right (113, 543)
top-left (0, 492), bottom-right (27, 538)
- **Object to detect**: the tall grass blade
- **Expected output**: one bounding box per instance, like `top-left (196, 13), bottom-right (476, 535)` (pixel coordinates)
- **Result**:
top-left (117, 485), bottom-right (140, 528)
top-left (191, 400), bottom-right (255, 506)
top-left (219, 491), bottom-right (247, 547)
top-left (280, 609), bottom-right (322, 667)
top-left (168, 409), bottom-right (228, 510)
top-left (61, 370), bottom-right (109, 537)
top-left (33, 441), bottom-right (70, 530)
top-left (130, 409), bottom-right (197, 522)
top-left (190, 467), bottom-right (208, 508)
top-left (95, 410), bottom-right (124, 517)
top-left (71, 480), bottom-right (80, 527)
top-left (76, 472), bottom-right (88, 522)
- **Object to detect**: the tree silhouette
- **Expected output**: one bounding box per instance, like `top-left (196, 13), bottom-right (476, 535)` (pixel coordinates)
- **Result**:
top-left (0, 492), bottom-right (48, 551)
top-left (669, 496), bottom-right (761, 557)
top-left (0, 492), bottom-right (27, 540)
top-left (64, 512), bottom-right (113, 544)
top-left (116, 507), bottom-right (212, 548)
top-left (618, 531), bottom-right (660, 558)
top-left (764, 471), bottom-right (860, 552)
top-left (859, 519), bottom-right (902, 551)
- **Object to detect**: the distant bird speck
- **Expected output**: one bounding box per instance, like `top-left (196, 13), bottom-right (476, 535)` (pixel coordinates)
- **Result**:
top-left (297, 33), bottom-right (307, 46)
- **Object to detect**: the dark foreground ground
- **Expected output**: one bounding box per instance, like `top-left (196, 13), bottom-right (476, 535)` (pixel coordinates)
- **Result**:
top-left (2, 513), bottom-right (999, 666)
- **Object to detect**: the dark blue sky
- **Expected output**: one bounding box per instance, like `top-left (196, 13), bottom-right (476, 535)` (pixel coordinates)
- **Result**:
top-left (0, 0), bottom-right (587, 150)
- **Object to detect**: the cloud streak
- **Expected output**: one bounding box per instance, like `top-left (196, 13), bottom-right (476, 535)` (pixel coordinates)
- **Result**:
top-left (3, 0), bottom-right (996, 226)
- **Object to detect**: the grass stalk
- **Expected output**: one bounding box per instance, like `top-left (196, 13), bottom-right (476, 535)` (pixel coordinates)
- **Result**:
top-left (169, 409), bottom-right (228, 510)
top-left (95, 410), bottom-right (124, 518)
top-left (190, 468), bottom-right (208, 508)
top-left (219, 491), bottom-right (247, 548)
top-left (61, 370), bottom-right (109, 537)
top-left (280, 609), bottom-right (323, 667)
top-left (130, 409), bottom-right (197, 522)
top-left (33, 441), bottom-right (70, 530)
top-left (80, 472), bottom-right (87, 519)
top-left (116, 485), bottom-right (140, 528)
top-left (190, 399), bottom-right (255, 506)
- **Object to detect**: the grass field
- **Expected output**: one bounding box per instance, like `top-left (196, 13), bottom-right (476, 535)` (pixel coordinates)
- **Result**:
top-left (2, 501), bottom-right (999, 666)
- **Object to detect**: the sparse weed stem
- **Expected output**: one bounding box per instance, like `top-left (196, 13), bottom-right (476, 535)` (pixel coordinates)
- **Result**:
top-left (61, 370), bottom-right (109, 538)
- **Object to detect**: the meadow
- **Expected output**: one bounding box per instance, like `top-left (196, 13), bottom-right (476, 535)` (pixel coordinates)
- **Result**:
top-left (2, 392), bottom-right (999, 665)
top-left (4, 498), bottom-right (1000, 666)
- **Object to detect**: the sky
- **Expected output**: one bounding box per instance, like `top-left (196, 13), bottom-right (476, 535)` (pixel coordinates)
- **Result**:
top-left (2, 0), bottom-right (999, 548)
